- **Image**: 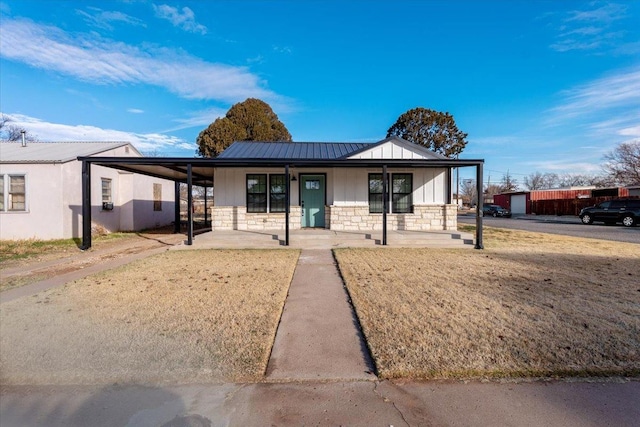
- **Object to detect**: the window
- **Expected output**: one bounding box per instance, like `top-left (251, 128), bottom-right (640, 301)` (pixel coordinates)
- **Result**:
top-left (0, 175), bottom-right (4, 211)
top-left (368, 173), bottom-right (413, 214)
top-left (101, 178), bottom-right (113, 210)
top-left (392, 174), bottom-right (413, 213)
top-left (153, 183), bottom-right (162, 211)
top-left (247, 174), bottom-right (289, 213)
top-left (247, 174), bottom-right (267, 213)
top-left (269, 174), bottom-right (286, 213)
top-left (8, 175), bottom-right (26, 211)
top-left (368, 174), bottom-right (384, 214)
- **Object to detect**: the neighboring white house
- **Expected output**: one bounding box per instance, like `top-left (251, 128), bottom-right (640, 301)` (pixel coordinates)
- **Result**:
top-left (0, 141), bottom-right (175, 240)
top-left (212, 137), bottom-right (458, 232)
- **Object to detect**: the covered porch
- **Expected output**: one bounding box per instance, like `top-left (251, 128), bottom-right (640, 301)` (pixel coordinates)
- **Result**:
top-left (170, 228), bottom-right (475, 250)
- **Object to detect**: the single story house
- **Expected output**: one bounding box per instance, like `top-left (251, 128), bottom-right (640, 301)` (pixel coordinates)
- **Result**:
top-left (0, 141), bottom-right (175, 240)
top-left (78, 136), bottom-right (485, 248)
top-left (213, 137), bottom-right (459, 232)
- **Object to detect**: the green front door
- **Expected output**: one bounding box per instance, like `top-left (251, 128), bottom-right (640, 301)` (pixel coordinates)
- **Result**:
top-left (300, 175), bottom-right (325, 228)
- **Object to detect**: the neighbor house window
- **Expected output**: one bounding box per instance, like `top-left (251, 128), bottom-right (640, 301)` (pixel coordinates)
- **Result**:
top-left (0, 175), bottom-right (4, 211)
top-left (247, 174), bottom-right (267, 213)
top-left (392, 174), bottom-right (413, 213)
top-left (153, 183), bottom-right (162, 211)
top-left (101, 178), bottom-right (113, 210)
top-left (8, 175), bottom-right (26, 211)
top-left (269, 174), bottom-right (286, 213)
top-left (368, 173), bottom-right (413, 214)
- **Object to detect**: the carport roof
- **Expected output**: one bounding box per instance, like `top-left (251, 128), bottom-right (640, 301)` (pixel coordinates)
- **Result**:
top-left (78, 139), bottom-right (483, 187)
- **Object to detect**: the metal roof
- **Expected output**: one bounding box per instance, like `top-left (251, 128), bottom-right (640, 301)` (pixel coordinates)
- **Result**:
top-left (217, 141), bottom-right (371, 159)
top-left (0, 141), bottom-right (134, 163)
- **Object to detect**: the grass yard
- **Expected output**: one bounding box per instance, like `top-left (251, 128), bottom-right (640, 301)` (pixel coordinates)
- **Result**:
top-left (0, 249), bottom-right (299, 385)
top-left (334, 227), bottom-right (640, 380)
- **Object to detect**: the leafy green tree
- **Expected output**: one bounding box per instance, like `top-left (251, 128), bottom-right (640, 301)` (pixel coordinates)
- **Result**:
top-left (386, 107), bottom-right (468, 157)
top-left (196, 98), bottom-right (292, 157)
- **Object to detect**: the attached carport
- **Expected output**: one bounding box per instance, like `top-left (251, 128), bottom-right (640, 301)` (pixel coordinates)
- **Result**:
top-left (78, 156), bottom-right (485, 250)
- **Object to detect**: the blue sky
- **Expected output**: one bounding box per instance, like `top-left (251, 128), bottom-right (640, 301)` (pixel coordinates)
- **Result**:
top-left (1, 1), bottom-right (639, 183)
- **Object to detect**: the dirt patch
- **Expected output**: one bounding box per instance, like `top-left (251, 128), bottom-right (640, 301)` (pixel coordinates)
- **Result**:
top-left (0, 232), bottom-right (185, 292)
top-left (0, 249), bottom-right (299, 385)
top-left (334, 228), bottom-right (640, 379)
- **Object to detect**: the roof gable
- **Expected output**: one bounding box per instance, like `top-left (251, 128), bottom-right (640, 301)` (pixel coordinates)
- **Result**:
top-left (346, 136), bottom-right (448, 160)
top-left (0, 142), bottom-right (137, 163)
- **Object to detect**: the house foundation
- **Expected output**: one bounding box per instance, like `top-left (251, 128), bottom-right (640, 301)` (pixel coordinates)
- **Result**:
top-left (211, 204), bottom-right (457, 231)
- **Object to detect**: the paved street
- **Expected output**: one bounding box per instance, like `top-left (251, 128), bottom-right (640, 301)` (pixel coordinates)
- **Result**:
top-left (459, 213), bottom-right (640, 244)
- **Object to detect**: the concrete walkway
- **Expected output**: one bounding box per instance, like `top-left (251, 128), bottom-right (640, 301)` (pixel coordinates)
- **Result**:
top-left (266, 249), bottom-right (376, 380)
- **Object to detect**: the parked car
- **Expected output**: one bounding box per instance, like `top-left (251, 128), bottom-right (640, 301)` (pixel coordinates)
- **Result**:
top-left (579, 198), bottom-right (640, 227)
top-left (482, 204), bottom-right (511, 217)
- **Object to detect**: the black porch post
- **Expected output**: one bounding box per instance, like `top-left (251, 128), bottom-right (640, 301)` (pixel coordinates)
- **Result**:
top-left (285, 164), bottom-right (290, 246)
top-left (174, 181), bottom-right (181, 233)
top-left (475, 162), bottom-right (484, 249)
top-left (446, 167), bottom-right (452, 204)
top-left (204, 186), bottom-right (208, 227)
top-left (382, 164), bottom-right (388, 246)
top-left (81, 160), bottom-right (92, 249)
top-left (187, 163), bottom-right (193, 246)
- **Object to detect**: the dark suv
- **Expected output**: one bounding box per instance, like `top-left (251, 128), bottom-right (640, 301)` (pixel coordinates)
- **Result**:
top-left (482, 204), bottom-right (512, 217)
top-left (579, 198), bottom-right (640, 227)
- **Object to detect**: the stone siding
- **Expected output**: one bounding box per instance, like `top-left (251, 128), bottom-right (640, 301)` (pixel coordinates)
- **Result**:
top-left (212, 206), bottom-right (302, 231)
top-left (326, 204), bottom-right (457, 231)
top-left (212, 204), bottom-right (456, 231)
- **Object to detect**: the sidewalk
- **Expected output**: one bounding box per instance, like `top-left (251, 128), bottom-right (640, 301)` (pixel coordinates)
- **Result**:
top-left (266, 249), bottom-right (376, 380)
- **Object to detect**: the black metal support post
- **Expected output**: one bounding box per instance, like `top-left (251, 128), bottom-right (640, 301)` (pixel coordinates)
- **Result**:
top-left (187, 164), bottom-right (193, 246)
top-left (174, 181), bottom-right (181, 233)
top-left (382, 164), bottom-right (388, 246)
top-left (81, 160), bottom-right (92, 249)
top-left (475, 163), bottom-right (484, 249)
top-left (285, 164), bottom-right (290, 246)
top-left (204, 185), bottom-right (208, 227)
top-left (446, 167), bottom-right (452, 204)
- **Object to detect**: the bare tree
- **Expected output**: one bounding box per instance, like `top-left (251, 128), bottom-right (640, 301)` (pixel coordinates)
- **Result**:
top-left (523, 172), bottom-right (546, 190)
top-left (499, 171), bottom-right (518, 193)
top-left (0, 115), bottom-right (37, 141)
top-left (460, 179), bottom-right (477, 205)
top-left (602, 141), bottom-right (640, 186)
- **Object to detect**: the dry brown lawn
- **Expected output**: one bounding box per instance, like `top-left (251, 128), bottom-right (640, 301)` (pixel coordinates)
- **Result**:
top-left (334, 227), bottom-right (640, 380)
top-left (0, 249), bottom-right (299, 385)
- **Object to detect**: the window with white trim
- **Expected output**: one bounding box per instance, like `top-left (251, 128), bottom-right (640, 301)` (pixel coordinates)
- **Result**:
top-left (8, 175), bottom-right (26, 211)
top-left (0, 175), bottom-right (4, 211)
top-left (101, 178), bottom-right (113, 210)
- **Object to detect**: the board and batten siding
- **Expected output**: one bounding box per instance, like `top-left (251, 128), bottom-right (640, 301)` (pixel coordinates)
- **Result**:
top-left (348, 143), bottom-right (434, 160)
top-left (214, 166), bottom-right (448, 207)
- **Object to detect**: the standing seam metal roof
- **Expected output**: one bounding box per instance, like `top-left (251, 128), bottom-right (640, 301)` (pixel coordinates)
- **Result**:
top-left (216, 141), bottom-right (372, 160)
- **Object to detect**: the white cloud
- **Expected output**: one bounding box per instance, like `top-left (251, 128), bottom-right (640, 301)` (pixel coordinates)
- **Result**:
top-left (76, 7), bottom-right (147, 30)
top-left (549, 67), bottom-right (640, 127)
top-left (549, 2), bottom-right (630, 53)
top-left (163, 107), bottom-right (227, 133)
top-left (3, 113), bottom-right (196, 154)
top-left (127, 108), bottom-right (145, 114)
top-left (0, 18), bottom-right (283, 104)
top-left (153, 4), bottom-right (207, 35)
